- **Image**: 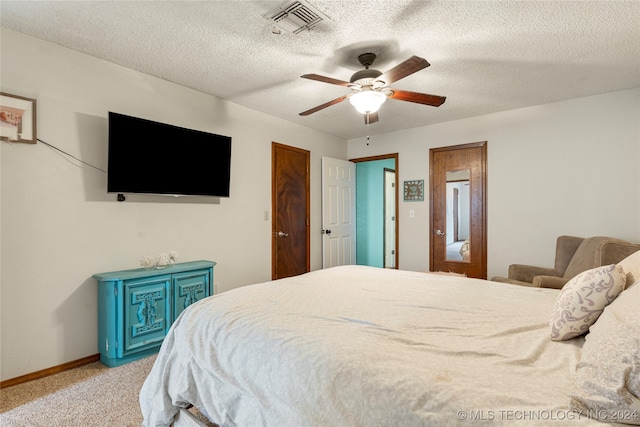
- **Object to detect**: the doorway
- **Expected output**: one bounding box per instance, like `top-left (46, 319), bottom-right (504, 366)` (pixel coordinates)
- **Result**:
top-left (429, 142), bottom-right (487, 278)
top-left (350, 153), bottom-right (399, 269)
top-left (272, 142), bottom-right (310, 279)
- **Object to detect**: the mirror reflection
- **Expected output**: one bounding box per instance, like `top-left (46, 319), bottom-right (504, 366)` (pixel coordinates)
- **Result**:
top-left (445, 170), bottom-right (470, 262)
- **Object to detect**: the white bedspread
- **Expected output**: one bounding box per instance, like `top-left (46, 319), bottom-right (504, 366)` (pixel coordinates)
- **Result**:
top-left (140, 266), bottom-right (612, 426)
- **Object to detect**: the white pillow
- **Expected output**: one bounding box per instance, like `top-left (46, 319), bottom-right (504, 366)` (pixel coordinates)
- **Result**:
top-left (617, 249), bottom-right (640, 286)
top-left (549, 264), bottom-right (626, 341)
top-left (569, 281), bottom-right (640, 425)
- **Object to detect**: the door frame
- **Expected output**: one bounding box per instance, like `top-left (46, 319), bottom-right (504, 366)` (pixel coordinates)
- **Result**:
top-left (271, 142), bottom-right (310, 279)
top-left (383, 167), bottom-right (396, 268)
top-left (429, 142), bottom-right (487, 278)
top-left (350, 153), bottom-right (399, 269)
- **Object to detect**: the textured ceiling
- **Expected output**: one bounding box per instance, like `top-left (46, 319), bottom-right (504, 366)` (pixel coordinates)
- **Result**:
top-left (1, 1), bottom-right (639, 139)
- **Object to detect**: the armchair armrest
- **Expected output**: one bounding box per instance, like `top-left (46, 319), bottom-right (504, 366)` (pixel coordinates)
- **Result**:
top-left (532, 275), bottom-right (569, 289)
top-left (508, 264), bottom-right (559, 283)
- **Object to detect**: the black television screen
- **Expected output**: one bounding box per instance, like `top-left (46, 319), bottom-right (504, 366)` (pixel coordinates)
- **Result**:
top-left (107, 112), bottom-right (231, 197)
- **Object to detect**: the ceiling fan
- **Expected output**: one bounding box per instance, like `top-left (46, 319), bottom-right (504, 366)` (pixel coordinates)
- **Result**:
top-left (299, 53), bottom-right (446, 124)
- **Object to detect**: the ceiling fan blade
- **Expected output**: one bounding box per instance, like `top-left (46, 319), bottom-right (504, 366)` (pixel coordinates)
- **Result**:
top-left (300, 74), bottom-right (352, 87)
top-left (299, 95), bottom-right (349, 116)
top-left (364, 112), bottom-right (379, 124)
top-left (389, 89), bottom-right (446, 107)
top-left (375, 56), bottom-right (430, 86)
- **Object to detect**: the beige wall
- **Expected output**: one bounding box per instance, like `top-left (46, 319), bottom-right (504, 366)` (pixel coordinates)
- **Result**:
top-left (348, 88), bottom-right (640, 278)
top-left (0, 29), bottom-right (347, 381)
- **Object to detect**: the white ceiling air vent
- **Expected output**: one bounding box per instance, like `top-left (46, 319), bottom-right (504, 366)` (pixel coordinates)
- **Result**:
top-left (264, 0), bottom-right (328, 34)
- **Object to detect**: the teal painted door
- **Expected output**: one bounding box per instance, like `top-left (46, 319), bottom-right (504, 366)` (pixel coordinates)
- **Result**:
top-left (122, 275), bottom-right (171, 357)
top-left (171, 269), bottom-right (210, 321)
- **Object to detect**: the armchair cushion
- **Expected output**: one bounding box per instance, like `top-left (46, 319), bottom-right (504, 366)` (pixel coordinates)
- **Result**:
top-left (563, 237), bottom-right (639, 279)
top-left (553, 235), bottom-right (585, 275)
top-left (507, 264), bottom-right (558, 283)
top-left (531, 275), bottom-right (568, 289)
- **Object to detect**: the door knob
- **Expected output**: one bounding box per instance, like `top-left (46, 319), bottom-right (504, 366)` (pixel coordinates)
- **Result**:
top-left (277, 231), bottom-right (289, 237)
top-left (322, 229), bottom-right (332, 235)
top-left (435, 229), bottom-right (446, 236)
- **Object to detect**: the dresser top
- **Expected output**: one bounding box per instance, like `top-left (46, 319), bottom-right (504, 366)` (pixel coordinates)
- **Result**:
top-left (93, 260), bottom-right (216, 281)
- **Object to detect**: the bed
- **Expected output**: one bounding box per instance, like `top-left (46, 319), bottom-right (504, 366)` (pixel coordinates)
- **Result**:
top-left (140, 259), bottom-right (640, 427)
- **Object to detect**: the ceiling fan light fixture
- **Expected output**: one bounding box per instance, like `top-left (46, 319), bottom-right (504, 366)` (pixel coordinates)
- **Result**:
top-left (298, 54), bottom-right (445, 121)
top-left (349, 90), bottom-right (386, 114)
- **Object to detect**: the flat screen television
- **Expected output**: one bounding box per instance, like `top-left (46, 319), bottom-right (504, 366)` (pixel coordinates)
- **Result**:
top-left (107, 112), bottom-right (231, 197)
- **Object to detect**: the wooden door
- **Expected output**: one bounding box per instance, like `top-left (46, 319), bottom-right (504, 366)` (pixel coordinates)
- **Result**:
top-left (321, 157), bottom-right (356, 268)
top-left (430, 142), bottom-right (487, 278)
top-left (272, 143), bottom-right (310, 279)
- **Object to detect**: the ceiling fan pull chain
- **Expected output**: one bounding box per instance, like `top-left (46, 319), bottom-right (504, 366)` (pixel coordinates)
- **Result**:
top-left (366, 116), bottom-right (371, 145)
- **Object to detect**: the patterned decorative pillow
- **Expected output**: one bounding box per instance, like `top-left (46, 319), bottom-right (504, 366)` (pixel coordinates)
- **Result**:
top-left (569, 282), bottom-right (640, 424)
top-left (549, 264), bottom-right (626, 341)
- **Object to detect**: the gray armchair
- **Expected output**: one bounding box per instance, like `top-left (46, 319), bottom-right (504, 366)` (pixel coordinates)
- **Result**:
top-left (492, 235), bottom-right (640, 289)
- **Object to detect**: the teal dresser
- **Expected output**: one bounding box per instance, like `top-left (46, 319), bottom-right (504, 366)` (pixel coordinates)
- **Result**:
top-left (94, 260), bottom-right (215, 367)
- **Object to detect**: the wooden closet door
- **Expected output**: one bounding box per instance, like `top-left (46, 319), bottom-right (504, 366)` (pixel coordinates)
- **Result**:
top-left (430, 142), bottom-right (487, 279)
top-left (272, 142), bottom-right (310, 279)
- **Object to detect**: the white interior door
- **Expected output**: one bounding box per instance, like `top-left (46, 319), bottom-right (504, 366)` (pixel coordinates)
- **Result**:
top-left (321, 157), bottom-right (356, 268)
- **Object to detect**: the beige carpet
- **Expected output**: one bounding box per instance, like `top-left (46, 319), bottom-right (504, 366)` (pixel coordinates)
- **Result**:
top-left (0, 354), bottom-right (215, 427)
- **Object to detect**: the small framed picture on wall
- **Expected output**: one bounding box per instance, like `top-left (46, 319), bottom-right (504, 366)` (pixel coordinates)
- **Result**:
top-left (403, 180), bottom-right (424, 201)
top-left (0, 92), bottom-right (37, 144)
